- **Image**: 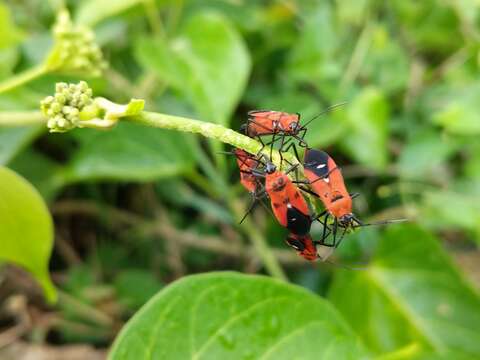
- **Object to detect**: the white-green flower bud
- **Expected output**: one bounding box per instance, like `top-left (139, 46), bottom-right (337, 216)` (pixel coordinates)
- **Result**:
top-left (41, 81), bottom-right (95, 133)
top-left (46, 10), bottom-right (107, 76)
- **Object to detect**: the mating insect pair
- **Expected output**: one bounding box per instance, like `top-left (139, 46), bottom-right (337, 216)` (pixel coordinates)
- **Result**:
top-left (233, 108), bottom-right (406, 262)
top-left (235, 147), bottom-right (405, 262)
top-left (234, 147), bottom-right (351, 260)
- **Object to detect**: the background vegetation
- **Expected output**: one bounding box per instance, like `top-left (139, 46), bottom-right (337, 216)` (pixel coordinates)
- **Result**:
top-left (1, 0), bottom-right (480, 359)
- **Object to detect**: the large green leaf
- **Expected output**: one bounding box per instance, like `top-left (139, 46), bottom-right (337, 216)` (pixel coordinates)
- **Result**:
top-left (136, 12), bottom-right (251, 125)
top-left (0, 166), bottom-right (56, 302)
top-left (329, 225), bottom-right (480, 357)
top-left (65, 122), bottom-right (196, 182)
top-left (110, 272), bottom-right (368, 360)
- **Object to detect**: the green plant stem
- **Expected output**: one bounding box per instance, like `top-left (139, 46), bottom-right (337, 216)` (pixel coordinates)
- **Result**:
top-left (127, 111), bottom-right (296, 167)
top-left (0, 64), bottom-right (49, 94)
top-left (57, 290), bottom-right (114, 327)
top-left (230, 199), bottom-right (287, 281)
top-left (0, 111), bottom-right (46, 126)
top-left (143, 0), bottom-right (165, 38)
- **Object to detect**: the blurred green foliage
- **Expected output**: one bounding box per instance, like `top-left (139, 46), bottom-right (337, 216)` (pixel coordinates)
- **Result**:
top-left (1, 0), bottom-right (480, 358)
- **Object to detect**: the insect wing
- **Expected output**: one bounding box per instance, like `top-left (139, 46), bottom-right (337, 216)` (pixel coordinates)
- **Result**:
top-left (286, 206), bottom-right (311, 236)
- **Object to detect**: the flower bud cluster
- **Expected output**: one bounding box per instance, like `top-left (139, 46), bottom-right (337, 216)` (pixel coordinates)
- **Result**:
top-left (49, 10), bottom-right (107, 76)
top-left (41, 81), bottom-right (93, 132)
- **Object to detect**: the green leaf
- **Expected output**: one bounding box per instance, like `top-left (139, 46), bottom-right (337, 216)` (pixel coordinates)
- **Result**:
top-left (0, 47), bottom-right (19, 79)
top-left (335, 0), bottom-right (371, 26)
top-left (0, 166), bottom-right (56, 302)
top-left (114, 269), bottom-right (163, 310)
top-left (329, 225), bottom-right (480, 357)
top-left (431, 84), bottom-right (480, 135)
top-left (360, 25), bottom-right (409, 94)
top-left (287, 2), bottom-right (342, 97)
top-left (390, 0), bottom-right (462, 55)
top-left (136, 12), bottom-right (251, 125)
top-left (0, 3), bottom-right (25, 49)
top-left (0, 126), bottom-right (43, 165)
top-left (420, 184), bottom-right (480, 238)
top-left (76, 0), bottom-right (144, 26)
top-left (8, 148), bottom-right (66, 201)
top-left (110, 272), bottom-right (368, 360)
top-left (398, 130), bottom-right (458, 180)
top-left (66, 122), bottom-right (196, 182)
top-left (341, 88), bottom-right (390, 170)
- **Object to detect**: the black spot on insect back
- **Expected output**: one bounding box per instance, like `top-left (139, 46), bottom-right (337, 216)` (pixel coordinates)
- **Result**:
top-left (304, 149), bottom-right (330, 178)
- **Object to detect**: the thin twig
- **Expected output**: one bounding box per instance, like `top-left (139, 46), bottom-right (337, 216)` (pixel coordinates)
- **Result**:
top-left (51, 200), bottom-right (304, 266)
top-left (55, 232), bottom-right (83, 266)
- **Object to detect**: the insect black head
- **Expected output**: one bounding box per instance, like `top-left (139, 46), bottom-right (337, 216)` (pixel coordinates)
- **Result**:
top-left (265, 162), bottom-right (276, 174)
top-left (339, 213), bottom-right (354, 227)
top-left (289, 121), bottom-right (299, 132)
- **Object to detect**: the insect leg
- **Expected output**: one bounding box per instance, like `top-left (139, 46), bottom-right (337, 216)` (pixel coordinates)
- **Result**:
top-left (239, 196), bottom-right (258, 224)
top-left (298, 186), bottom-right (321, 198)
top-left (334, 227), bottom-right (348, 249)
top-left (270, 131), bottom-right (276, 164)
top-left (350, 192), bottom-right (360, 200)
top-left (331, 218), bottom-right (338, 247)
top-left (284, 163), bottom-right (300, 176)
top-left (255, 135), bottom-right (267, 157)
top-left (313, 210), bottom-right (328, 222)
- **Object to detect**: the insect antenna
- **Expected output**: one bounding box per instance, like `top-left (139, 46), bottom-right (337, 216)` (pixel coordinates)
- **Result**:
top-left (352, 216), bottom-right (408, 228)
top-left (217, 150), bottom-right (236, 156)
top-left (323, 258), bottom-right (368, 271)
top-left (301, 102), bottom-right (347, 128)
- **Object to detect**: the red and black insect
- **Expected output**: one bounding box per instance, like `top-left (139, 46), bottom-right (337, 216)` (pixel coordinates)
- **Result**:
top-left (302, 148), bottom-right (405, 248)
top-left (242, 104), bottom-right (346, 153)
top-left (244, 110), bottom-right (304, 139)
